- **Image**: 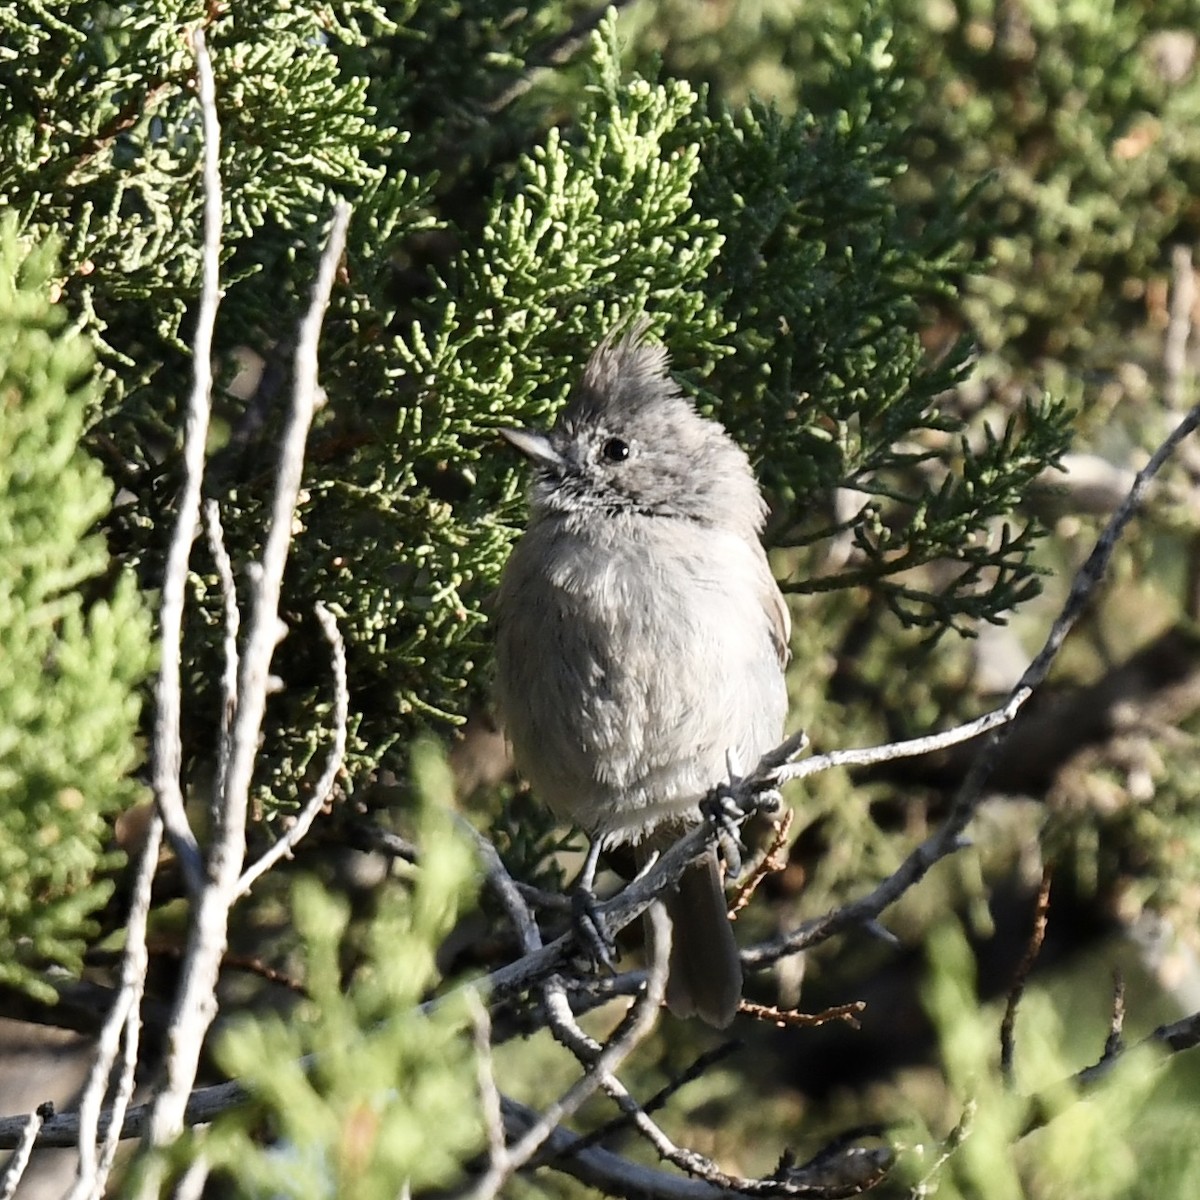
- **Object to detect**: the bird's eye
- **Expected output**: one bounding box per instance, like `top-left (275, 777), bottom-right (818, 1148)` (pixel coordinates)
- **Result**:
top-left (601, 437), bottom-right (630, 463)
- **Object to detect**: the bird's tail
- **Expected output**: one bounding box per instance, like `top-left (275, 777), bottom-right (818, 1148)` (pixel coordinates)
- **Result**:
top-left (641, 841), bottom-right (741, 1028)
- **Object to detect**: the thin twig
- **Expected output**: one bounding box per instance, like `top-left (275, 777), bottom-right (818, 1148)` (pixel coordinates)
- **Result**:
top-left (0, 1105), bottom-right (49, 1200)
top-left (235, 602), bottom-right (349, 897)
top-left (1104, 969), bottom-right (1126, 1060)
top-left (204, 498), bottom-right (240, 821)
top-left (459, 817), bottom-right (544, 955)
top-left (1165, 244), bottom-right (1195, 413)
top-left (467, 990), bottom-right (508, 1178)
top-left (730, 807), bottom-right (794, 918)
top-left (999, 866), bottom-right (1053, 1086)
top-left (777, 702), bottom-right (1019, 783)
top-left (68, 816), bottom-right (165, 1200)
top-left (150, 24), bottom-right (222, 895)
top-left (569, 1041), bottom-right (743, 1154)
top-left (462, 906), bottom-right (672, 1199)
top-left (738, 1000), bottom-right (865, 1030)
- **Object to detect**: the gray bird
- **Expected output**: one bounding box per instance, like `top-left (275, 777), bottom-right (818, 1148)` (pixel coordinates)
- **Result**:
top-left (494, 325), bottom-right (790, 1027)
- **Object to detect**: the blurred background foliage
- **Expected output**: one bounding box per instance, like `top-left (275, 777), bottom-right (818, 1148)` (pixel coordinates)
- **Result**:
top-left (3, 0), bottom-right (1200, 1195)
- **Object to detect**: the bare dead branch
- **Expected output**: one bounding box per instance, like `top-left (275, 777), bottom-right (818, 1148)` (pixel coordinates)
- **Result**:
top-left (464, 815), bottom-right (786, 1196)
top-left (478, 819), bottom-right (712, 1001)
top-left (204, 499), bottom-right (240, 819)
top-left (1021, 1003), bottom-right (1200, 1137)
top-left (999, 866), bottom-right (1052, 1086)
top-left (1165, 244), bottom-right (1195, 413)
top-left (216, 200), bottom-right (349, 877)
top-left (0, 1081), bottom-right (248, 1150)
top-left (500, 1095), bottom-right (730, 1199)
top-left (570, 1040), bottom-right (743, 1155)
top-left (467, 990), bottom-right (507, 1179)
top-left (459, 817), bottom-right (544, 956)
top-left (1105, 969), bottom-right (1127, 1060)
top-left (738, 1000), bottom-right (866, 1030)
top-left (340, 818), bottom-right (420, 864)
top-left (532, 967), bottom-right (724, 1188)
top-left (458, 836), bottom-right (727, 1197)
top-left (472, 704), bottom-right (1027, 1004)
top-left (1147, 1008), bottom-right (1200, 1057)
top-left (534, 958), bottom-right (881, 1198)
top-left (172, 1151), bottom-right (212, 1200)
top-left (912, 1100), bottom-right (976, 1197)
top-left (0, 1104), bottom-right (49, 1200)
top-left (514, 881), bottom-right (575, 912)
top-left (235, 601), bottom-right (349, 897)
top-left (778, 702), bottom-right (1020, 784)
top-left (68, 817), bottom-right (165, 1200)
top-left (150, 25), bottom-right (221, 894)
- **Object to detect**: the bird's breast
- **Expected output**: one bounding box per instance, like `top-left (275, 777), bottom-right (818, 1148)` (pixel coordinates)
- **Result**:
top-left (495, 519), bottom-right (788, 840)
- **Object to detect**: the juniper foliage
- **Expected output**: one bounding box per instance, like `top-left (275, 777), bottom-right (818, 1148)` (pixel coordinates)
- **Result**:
top-left (0, 219), bottom-right (151, 1000)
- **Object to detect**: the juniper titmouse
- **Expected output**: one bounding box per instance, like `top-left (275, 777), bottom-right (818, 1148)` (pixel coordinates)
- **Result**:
top-left (494, 326), bottom-right (790, 1027)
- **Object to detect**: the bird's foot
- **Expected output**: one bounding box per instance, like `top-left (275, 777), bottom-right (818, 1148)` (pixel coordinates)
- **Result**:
top-left (568, 836), bottom-right (617, 971)
top-left (704, 748), bottom-right (787, 879)
top-left (571, 885), bottom-right (617, 972)
top-left (704, 783), bottom-right (751, 878)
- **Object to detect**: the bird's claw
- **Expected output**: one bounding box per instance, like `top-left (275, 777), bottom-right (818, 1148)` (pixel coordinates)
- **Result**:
top-left (571, 886), bottom-right (617, 972)
top-left (704, 754), bottom-right (786, 878)
top-left (704, 784), bottom-right (750, 878)
top-left (756, 787), bottom-right (784, 818)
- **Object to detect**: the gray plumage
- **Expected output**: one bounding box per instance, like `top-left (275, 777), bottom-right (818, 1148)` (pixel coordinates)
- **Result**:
top-left (494, 326), bottom-right (789, 1027)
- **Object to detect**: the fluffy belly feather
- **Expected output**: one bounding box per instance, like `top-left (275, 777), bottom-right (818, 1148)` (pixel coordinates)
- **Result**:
top-left (495, 522), bottom-right (786, 841)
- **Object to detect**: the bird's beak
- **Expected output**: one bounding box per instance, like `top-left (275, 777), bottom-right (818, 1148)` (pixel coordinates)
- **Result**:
top-left (500, 427), bottom-right (567, 471)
